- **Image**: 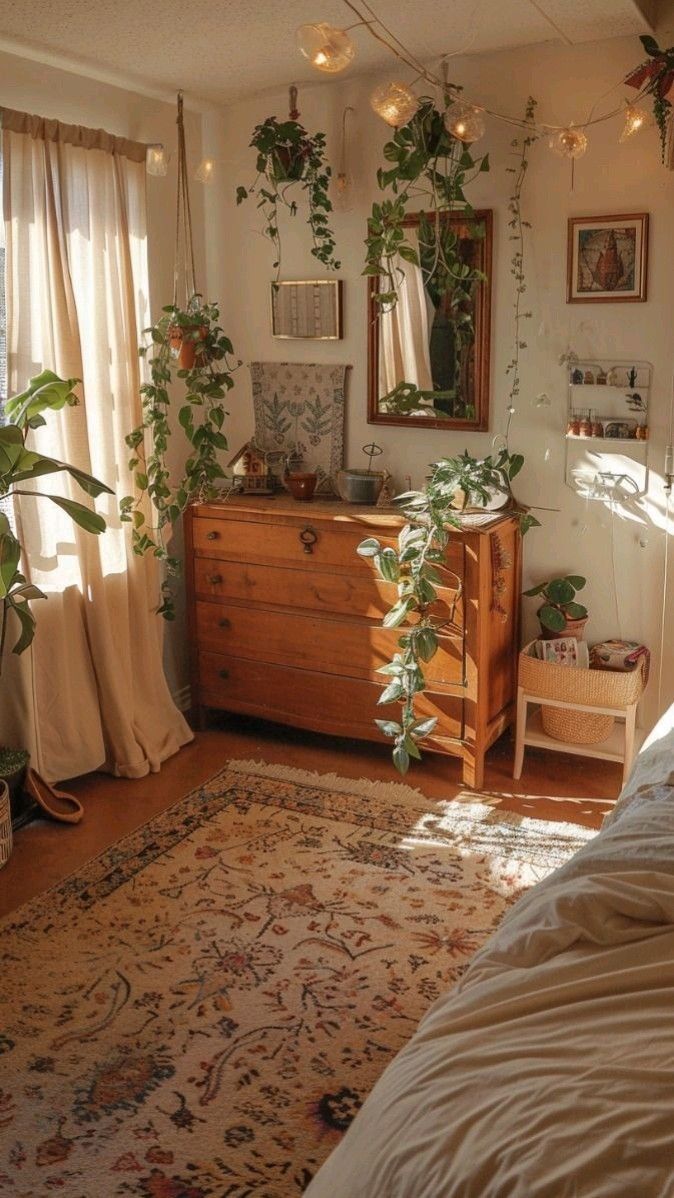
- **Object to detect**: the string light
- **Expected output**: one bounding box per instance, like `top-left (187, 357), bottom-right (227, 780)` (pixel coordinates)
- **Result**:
top-left (444, 100), bottom-right (486, 143)
top-left (620, 102), bottom-right (647, 141)
top-left (549, 125), bottom-right (588, 159)
top-left (370, 81), bottom-right (419, 127)
top-left (297, 22), bottom-right (356, 73)
top-left (146, 144), bottom-right (169, 176)
top-left (195, 157), bottom-right (215, 184)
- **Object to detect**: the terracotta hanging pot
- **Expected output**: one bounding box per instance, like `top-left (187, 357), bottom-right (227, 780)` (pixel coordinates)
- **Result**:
top-left (168, 324), bottom-right (208, 370)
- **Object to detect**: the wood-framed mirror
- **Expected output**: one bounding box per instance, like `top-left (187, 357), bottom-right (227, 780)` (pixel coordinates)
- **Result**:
top-left (367, 209), bottom-right (492, 431)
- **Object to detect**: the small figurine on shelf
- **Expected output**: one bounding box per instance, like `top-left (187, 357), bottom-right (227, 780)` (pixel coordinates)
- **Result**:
top-left (606, 366), bottom-right (621, 387)
top-left (591, 414), bottom-right (604, 437)
top-left (596, 368), bottom-right (607, 385)
top-left (635, 424), bottom-right (649, 441)
top-left (584, 369), bottom-right (595, 385)
top-left (571, 367), bottom-right (584, 385)
top-left (628, 366), bottom-right (638, 388)
top-left (578, 411), bottom-right (592, 437)
top-left (567, 415), bottom-right (581, 436)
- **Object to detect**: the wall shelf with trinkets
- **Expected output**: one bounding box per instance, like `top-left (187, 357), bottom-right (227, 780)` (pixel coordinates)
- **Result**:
top-left (564, 358), bottom-right (651, 499)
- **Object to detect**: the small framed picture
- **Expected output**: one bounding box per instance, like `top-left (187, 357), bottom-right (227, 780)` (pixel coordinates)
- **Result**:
top-left (567, 214), bottom-right (649, 303)
top-left (270, 279), bottom-right (343, 339)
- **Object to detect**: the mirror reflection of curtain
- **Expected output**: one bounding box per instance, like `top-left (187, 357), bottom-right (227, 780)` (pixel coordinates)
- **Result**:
top-left (378, 252), bottom-right (433, 399)
top-left (1, 108), bottom-right (192, 782)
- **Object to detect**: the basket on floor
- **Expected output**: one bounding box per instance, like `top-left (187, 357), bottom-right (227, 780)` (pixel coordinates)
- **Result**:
top-left (518, 644), bottom-right (646, 745)
top-left (0, 780), bottom-right (12, 869)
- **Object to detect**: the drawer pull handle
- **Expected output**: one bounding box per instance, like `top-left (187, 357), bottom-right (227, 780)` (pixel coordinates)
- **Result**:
top-left (219, 668), bottom-right (229, 680)
top-left (218, 617), bottom-right (231, 629)
top-left (207, 573), bottom-right (223, 585)
top-left (299, 526), bottom-right (318, 554)
top-left (205, 530), bottom-right (219, 541)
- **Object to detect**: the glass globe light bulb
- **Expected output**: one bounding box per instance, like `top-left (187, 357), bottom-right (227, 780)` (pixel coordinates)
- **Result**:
top-left (549, 125), bottom-right (588, 159)
top-left (620, 104), bottom-right (647, 142)
top-left (195, 157), bottom-right (215, 184)
top-left (296, 23), bottom-right (355, 73)
top-left (444, 100), bottom-right (486, 143)
top-left (146, 144), bottom-right (169, 176)
top-left (370, 82), bottom-right (419, 127)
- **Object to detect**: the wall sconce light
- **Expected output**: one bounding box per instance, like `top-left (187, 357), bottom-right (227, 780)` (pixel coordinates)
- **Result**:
top-left (195, 157), bottom-right (215, 183)
top-left (146, 144), bottom-right (169, 176)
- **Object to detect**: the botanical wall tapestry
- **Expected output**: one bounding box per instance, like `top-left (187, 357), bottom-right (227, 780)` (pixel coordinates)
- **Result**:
top-left (250, 361), bottom-right (348, 493)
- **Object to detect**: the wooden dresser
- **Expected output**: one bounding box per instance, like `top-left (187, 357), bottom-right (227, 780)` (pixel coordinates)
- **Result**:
top-left (184, 495), bottom-right (521, 787)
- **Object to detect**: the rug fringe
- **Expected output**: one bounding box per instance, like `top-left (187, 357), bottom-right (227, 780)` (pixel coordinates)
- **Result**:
top-left (227, 759), bottom-right (433, 805)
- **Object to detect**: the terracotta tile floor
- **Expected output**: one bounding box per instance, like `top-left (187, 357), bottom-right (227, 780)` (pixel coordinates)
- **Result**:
top-left (0, 715), bottom-right (620, 918)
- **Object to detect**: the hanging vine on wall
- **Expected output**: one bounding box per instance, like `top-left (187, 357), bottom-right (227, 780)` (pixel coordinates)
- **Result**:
top-left (120, 92), bottom-right (239, 619)
top-left (364, 97), bottom-right (490, 314)
top-left (504, 96), bottom-right (538, 444)
top-left (236, 86), bottom-right (339, 279)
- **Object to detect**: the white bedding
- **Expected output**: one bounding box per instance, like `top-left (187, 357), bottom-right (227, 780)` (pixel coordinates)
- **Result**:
top-left (306, 718), bottom-right (674, 1197)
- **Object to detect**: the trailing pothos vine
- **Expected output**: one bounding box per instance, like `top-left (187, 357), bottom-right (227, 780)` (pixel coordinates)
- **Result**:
top-left (364, 97), bottom-right (490, 315)
top-left (236, 112), bottom-right (339, 279)
top-left (358, 450), bottom-right (536, 775)
top-left (120, 296), bottom-right (237, 618)
top-left (504, 96), bottom-right (538, 445)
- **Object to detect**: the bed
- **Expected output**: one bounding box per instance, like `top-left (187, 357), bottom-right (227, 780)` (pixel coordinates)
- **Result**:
top-left (306, 713), bottom-right (674, 1197)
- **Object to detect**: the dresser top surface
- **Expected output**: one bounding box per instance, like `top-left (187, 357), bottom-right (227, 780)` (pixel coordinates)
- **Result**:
top-left (192, 493), bottom-right (516, 533)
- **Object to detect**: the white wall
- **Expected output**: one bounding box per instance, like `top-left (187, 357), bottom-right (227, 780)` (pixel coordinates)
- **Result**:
top-left (0, 51), bottom-right (206, 698)
top-left (204, 35), bottom-right (674, 730)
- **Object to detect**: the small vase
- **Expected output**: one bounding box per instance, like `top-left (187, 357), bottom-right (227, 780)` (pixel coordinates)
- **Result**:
top-left (539, 614), bottom-right (588, 641)
top-left (285, 472), bottom-right (318, 500)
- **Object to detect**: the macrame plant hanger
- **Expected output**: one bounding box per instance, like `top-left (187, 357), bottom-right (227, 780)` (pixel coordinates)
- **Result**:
top-left (173, 91), bottom-right (198, 309)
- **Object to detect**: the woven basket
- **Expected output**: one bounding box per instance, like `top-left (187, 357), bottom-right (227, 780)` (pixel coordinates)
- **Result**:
top-left (519, 643), bottom-right (646, 745)
top-left (0, 780), bottom-right (12, 869)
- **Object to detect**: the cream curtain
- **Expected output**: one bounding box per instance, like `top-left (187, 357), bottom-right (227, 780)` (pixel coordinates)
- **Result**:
top-left (1, 108), bottom-right (192, 781)
top-left (378, 251), bottom-right (434, 398)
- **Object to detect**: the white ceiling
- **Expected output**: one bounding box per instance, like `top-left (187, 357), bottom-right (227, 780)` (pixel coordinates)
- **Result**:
top-left (0, 0), bottom-right (662, 108)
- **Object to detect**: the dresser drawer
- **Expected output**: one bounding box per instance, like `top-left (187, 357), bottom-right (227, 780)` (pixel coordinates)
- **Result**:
top-left (198, 652), bottom-right (463, 744)
top-left (193, 513), bottom-right (464, 579)
top-left (195, 601), bottom-right (464, 688)
top-left (193, 559), bottom-right (463, 629)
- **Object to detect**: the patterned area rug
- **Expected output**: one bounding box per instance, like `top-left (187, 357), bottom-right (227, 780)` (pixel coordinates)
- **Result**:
top-left (1, 761), bottom-right (595, 1197)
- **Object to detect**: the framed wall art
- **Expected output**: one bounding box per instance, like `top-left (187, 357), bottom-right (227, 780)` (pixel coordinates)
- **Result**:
top-left (567, 213), bottom-right (649, 303)
top-left (270, 279), bottom-right (343, 339)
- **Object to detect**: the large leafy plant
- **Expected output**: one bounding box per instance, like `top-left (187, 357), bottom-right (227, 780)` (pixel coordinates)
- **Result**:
top-left (120, 295), bottom-right (237, 618)
top-left (0, 372), bottom-right (112, 673)
top-left (365, 98), bottom-right (490, 314)
top-left (357, 450), bottom-right (538, 774)
top-left (236, 116), bottom-right (339, 279)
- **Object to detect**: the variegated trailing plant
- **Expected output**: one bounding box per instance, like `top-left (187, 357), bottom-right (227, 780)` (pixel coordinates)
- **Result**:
top-left (358, 450), bottom-right (538, 774)
top-left (120, 296), bottom-right (238, 619)
top-left (0, 372), bottom-right (112, 674)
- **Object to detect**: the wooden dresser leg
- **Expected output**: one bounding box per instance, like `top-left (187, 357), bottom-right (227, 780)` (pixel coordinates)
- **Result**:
top-left (513, 687), bottom-right (526, 780)
top-left (462, 751), bottom-right (484, 791)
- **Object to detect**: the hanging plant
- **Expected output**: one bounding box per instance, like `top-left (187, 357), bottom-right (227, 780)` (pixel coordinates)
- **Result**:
top-left (364, 96), bottom-right (490, 314)
top-left (357, 450), bottom-right (539, 775)
top-left (120, 94), bottom-right (239, 619)
top-left (504, 96), bottom-right (538, 442)
top-left (236, 88), bottom-right (339, 279)
top-left (626, 35), bottom-right (674, 158)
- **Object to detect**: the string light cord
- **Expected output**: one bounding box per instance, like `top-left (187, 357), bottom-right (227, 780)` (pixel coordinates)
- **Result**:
top-left (340, 0), bottom-right (652, 137)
